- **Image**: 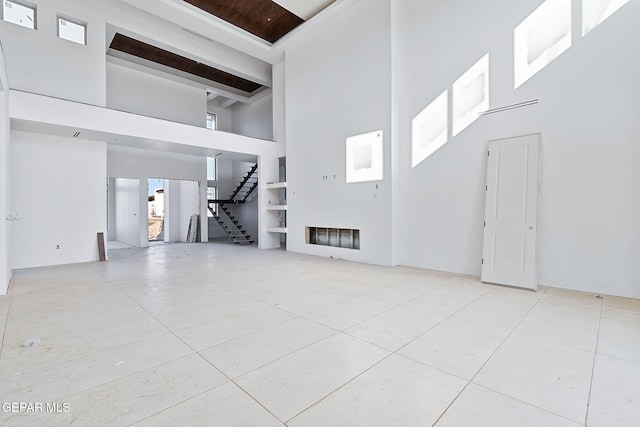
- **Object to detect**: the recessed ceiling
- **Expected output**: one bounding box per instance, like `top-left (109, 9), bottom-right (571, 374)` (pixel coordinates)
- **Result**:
top-left (108, 33), bottom-right (265, 94)
top-left (183, 0), bottom-right (335, 43)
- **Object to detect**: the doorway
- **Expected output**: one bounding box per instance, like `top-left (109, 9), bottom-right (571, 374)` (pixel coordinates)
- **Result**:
top-left (147, 178), bottom-right (164, 242)
top-left (147, 178), bottom-right (200, 244)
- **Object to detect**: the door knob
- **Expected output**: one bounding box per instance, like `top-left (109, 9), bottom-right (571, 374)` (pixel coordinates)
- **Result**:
top-left (528, 226), bottom-right (534, 230)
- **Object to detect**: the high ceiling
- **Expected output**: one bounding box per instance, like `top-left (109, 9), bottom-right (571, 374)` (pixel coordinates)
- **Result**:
top-left (108, 0), bottom-right (337, 106)
top-left (183, 0), bottom-right (335, 43)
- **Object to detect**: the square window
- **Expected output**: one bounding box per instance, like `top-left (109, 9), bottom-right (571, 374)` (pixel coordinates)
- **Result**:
top-left (58, 17), bottom-right (86, 45)
top-left (2, 1), bottom-right (36, 29)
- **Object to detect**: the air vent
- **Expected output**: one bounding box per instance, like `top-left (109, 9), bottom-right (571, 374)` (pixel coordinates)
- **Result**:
top-left (306, 227), bottom-right (360, 250)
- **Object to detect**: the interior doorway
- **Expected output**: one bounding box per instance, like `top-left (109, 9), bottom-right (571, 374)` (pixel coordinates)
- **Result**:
top-left (148, 178), bottom-right (164, 242)
top-left (147, 178), bottom-right (200, 244)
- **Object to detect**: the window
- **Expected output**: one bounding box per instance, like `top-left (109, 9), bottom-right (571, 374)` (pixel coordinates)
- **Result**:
top-left (58, 16), bottom-right (86, 45)
top-left (2, 1), bottom-right (36, 29)
top-left (207, 157), bottom-right (218, 181)
top-left (207, 187), bottom-right (218, 215)
top-left (206, 112), bottom-right (217, 130)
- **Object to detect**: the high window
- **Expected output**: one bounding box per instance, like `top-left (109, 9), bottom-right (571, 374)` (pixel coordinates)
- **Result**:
top-left (2, 1), bottom-right (36, 29)
top-left (206, 112), bottom-right (217, 130)
top-left (58, 16), bottom-right (86, 45)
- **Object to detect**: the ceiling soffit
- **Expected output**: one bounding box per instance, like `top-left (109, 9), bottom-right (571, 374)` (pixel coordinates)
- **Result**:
top-left (183, 0), bottom-right (304, 43)
top-left (109, 33), bottom-right (265, 94)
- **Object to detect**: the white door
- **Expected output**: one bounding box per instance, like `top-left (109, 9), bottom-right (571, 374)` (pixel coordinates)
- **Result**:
top-left (481, 134), bottom-right (540, 290)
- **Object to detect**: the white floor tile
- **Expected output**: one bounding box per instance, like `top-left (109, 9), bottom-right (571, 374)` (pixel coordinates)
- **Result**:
top-left (436, 384), bottom-right (582, 427)
top-left (236, 333), bottom-right (390, 421)
top-left (2, 243), bottom-right (639, 426)
top-left (406, 281), bottom-right (488, 316)
top-left (345, 304), bottom-right (446, 351)
top-left (537, 287), bottom-right (603, 316)
top-left (131, 382), bottom-right (282, 427)
top-left (0, 316), bottom-right (169, 378)
top-left (398, 317), bottom-right (509, 379)
top-left (153, 293), bottom-right (265, 330)
top-left (288, 354), bottom-right (466, 427)
top-left (474, 334), bottom-right (593, 423)
top-left (587, 354), bottom-right (640, 427)
top-left (0, 333), bottom-right (192, 404)
top-left (274, 288), bottom-right (355, 315)
top-left (1, 354), bottom-right (226, 426)
top-left (305, 296), bottom-right (397, 331)
top-left (198, 317), bottom-right (336, 378)
top-left (514, 304), bottom-right (600, 352)
top-left (452, 294), bottom-right (532, 332)
top-left (602, 295), bottom-right (640, 325)
top-left (174, 305), bottom-right (295, 351)
top-left (597, 317), bottom-right (640, 364)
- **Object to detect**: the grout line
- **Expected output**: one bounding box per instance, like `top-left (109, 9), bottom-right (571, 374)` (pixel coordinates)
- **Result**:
top-left (282, 284), bottom-right (496, 424)
top-left (430, 285), bottom-right (551, 426)
top-left (90, 260), bottom-right (290, 426)
top-left (584, 294), bottom-right (605, 426)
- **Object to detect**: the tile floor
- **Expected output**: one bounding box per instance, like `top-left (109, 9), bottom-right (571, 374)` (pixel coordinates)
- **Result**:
top-left (0, 242), bottom-right (638, 426)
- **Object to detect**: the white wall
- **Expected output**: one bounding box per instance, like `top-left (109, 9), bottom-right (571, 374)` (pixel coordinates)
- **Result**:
top-left (0, 0), bottom-right (107, 105)
top-left (178, 180), bottom-right (200, 242)
top-left (0, 41), bottom-right (11, 294)
top-left (107, 177), bottom-right (116, 241)
top-left (163, 180), bottom-right (181, 242)
top-left (285, 0), bottom-right (393, 265)
top-left (107, 61), bottom-right (207, 127)
top-left (393, 0), bottom-right (640, 298)
top-left (107, 145), bottom-right (208, 244)
top-left (10, 131), bottom-right (106, 269)
top-left (272, 60), bottom-right (286, 146)
top-left (114, 178), bottom-right (140, 246)
top-left (231, 96), bottom-right (274, 140)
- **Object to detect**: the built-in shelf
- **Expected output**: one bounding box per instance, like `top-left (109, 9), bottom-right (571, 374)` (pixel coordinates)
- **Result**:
top-left (266, 182), bottom-right (288, 189)
top-left (266, 205), bottom-right (288, 211)
top-left (266, 174), bottom-right (287, 243)
top-left (267, 227), bottom-right (288, 233)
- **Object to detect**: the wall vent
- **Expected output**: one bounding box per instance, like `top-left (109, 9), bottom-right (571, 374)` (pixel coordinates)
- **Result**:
top-left (306, 227), bottom-right (360, 250)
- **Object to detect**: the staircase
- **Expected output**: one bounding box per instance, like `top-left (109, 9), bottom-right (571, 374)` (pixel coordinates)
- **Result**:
top-left (208, 163), bottom-right (257, 245)
top-left (229, 163), bottom-right (258, 202)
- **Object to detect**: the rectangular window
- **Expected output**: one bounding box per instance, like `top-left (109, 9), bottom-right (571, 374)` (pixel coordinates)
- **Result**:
top-left (206, 112), bottom-right (217, 130)
top-left (58, 16), bottom-right (86, 45)
top-left (2, 1), bottom-right (36, 29)
top-left (207, 157), bottom-right (218, 181)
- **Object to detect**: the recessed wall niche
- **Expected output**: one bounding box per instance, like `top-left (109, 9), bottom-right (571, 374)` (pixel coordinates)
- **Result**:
top-left (306, 227), bottom-right (360, 250)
